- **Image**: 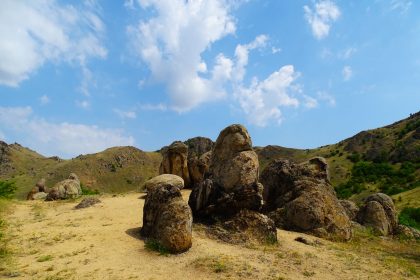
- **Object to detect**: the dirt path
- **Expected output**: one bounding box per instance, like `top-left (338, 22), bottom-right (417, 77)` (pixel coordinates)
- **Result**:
top-left (3, 191), bottom-right (419, 280)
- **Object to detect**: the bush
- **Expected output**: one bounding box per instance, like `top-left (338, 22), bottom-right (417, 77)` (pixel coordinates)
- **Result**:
top-left (0, 181), bottom-right (16, 199)
top-left (80, 184), bottom-right (99, 195)
top-left (399, 207), bottom-right (420, 230)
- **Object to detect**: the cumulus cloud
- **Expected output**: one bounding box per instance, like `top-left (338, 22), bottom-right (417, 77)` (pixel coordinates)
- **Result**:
top-left (304, 0), bottom-right (341, 39)
top-left (342, 66), bottom-right (353, 81)
top-left (0, 0), bottom-right (107, 87)
top-left (0, 106), bottom-right (134, 158)
top-left (303, 95), bottom-right (319, 109)
top-left (76, 100), bottom-right (90, 109)
top-left (127, 0), bottom-right (236, 112)
top-left (128, 1), bottom-right (308, 126)
top-left (234, 65), bottom-right (300, 126)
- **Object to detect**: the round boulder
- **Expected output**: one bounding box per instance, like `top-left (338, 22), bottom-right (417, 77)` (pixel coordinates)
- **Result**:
top-left (141, 183), bottom-right (192, 254)
top-left (144, 174), bottom-right (184, 193)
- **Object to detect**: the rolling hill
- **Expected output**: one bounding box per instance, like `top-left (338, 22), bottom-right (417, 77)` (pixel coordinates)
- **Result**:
top-left (0, 111), bottom-right (419, 204)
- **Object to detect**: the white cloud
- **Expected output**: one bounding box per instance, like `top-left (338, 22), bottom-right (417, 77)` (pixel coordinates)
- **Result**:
top-left (389, 0), bottom-right (412, 13)
top-left (0, 0), bottom-right (107, 87)
top-left (304, 1), bottom-right (341, 40)
top-left (234, 65), bottom-right (300, 126)
top-left (317, 91), bottom-right (336, 106)
top-left (40, 95), bottom-right (50, 105)
top-left (342, 66), bottom-right (353, 81)
top-left (127, 0), bottom-right (236, 112)
top-left (0, 106), bottom-right (134, 158)
top-left (303, 95), bottom-right (318, 109)
top-left (114, 109), bottom-right (137, 119)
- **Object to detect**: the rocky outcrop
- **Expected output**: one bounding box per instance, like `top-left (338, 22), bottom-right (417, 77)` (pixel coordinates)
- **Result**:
top-left (144, 174), bottom-right (184, 192)
top-left (357, 193), bottom-right (398, 236)
top-left (26, 178), bottom-right (48, 200)
top-left (141, 179), bottom-right (192, 254)
top-left (189, 124), bottom-right (263, 221)
top-left (260, 158), bottom-right (352, 241)
top-left (160, 141), bottom-right (191, 188)
top-left (46, 173), bottom-right (82, 201)
top-left (206, 209), bottom-right (277, 245)
top-left (339, 200), bottom-right (359, 221)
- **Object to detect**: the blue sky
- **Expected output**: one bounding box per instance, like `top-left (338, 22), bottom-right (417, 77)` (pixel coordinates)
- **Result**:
top-left (0, 0), bottom-right (419, 158)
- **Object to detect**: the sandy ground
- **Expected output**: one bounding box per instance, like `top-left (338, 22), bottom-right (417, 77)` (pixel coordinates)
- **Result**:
top-left (2, 191), bottom-right (419, 280)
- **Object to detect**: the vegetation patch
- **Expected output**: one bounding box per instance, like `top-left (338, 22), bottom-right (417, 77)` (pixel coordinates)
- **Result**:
top-left (336, 161), bottom-right (419, 198)
top-left (0, 181), bottom-right (16, 199)
top-left (144, 239), bottom-right (169, 256)
top-left (398, 207), bottom-right (420, 230)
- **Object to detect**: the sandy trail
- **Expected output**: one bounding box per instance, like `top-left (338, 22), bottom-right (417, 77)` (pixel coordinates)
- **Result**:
top-left (3, 191), bottom-right (418, 280)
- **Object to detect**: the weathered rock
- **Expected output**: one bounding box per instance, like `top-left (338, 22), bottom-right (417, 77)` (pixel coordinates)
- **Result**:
top-left (188, 151), bottom-right (211, 188)
top-left (260, 158), bottom-right (352, 241)
top-left (357, 201), bottom-right (390, 235)
top-left (189, 124), bottom-right (263, 221)
top-left (46, 173), bottom-right (81, 201)
top-left (32, 192), bottom-right (48, 200)
top-left (160, 141), bottom-right (191, 188)
top-left (144, 174), bottom-right (184, 192)
top-left (184, 137), bottom-right (214, 159)
top-left (35, 178), bottom-right (47, 192)
top-left (339, 200), bottom-right (359, 221)
top-left (26, 186), bottom-right (39, 200)
top-left (210, 125), bottom-right (258, 191)
top-left (396, 224), bottom-right (420, 240)
top-left (75, 197), bottom-right (101, 209)
top-left (141, 183), bottom-right (192, 254)
top-left (206, 209), bottom-right (277, 245)
top-left (357, 193), bottom-right (398, 236)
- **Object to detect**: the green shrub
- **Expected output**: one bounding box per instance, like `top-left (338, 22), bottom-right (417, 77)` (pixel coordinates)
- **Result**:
top-left (80, 184), bottom-right (99, 195)
top-left (0, 181), bottom-right (16, 199)
top-left (399, 207), bottom-right (420, 230)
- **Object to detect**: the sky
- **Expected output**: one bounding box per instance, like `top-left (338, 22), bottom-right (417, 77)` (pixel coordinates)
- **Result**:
top-left (0, 0), bottom-right (419, 158)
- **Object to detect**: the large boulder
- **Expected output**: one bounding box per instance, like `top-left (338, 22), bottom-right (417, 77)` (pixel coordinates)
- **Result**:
top-left (160, 141), bottom-right (191, 188)
top-left (144, 174), bottom-right (184, 193)
top-left (141, 182), bottom-right (192, 254)
top-left (260, 158), bottom-right (352, 241)
top-left (189, 124), bottom-right (263, 221)
top-left (26, 178), bottom-right (48, 200)
top-left (46, 173), bottom-right (82, 201)
top-left (357, 193), bottom-right (398, 236)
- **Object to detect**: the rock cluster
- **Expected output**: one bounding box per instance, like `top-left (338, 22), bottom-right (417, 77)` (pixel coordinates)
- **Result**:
top-left (46, 173), bottom-right (82, 201)
top-left (141, 175), bottom-right (192, 254)
top-left (188, 124), bottom-right (275, 245)
top-left (260, 158), bottom-right (352, 241)
top-left (189, 124), bottom-right (263, 220)
top-left (357, 193), bottom-right (398, 236)
top-left (185, 137), bottom-right (213, 188)
top-left (26, 178), bottom-right (48, 200)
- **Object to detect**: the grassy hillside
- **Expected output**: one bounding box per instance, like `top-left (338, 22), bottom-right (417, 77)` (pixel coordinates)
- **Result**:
top-left (255, 111), bottom-right (420, 205)
top-left (0, 143), bottom-right (161, 199)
